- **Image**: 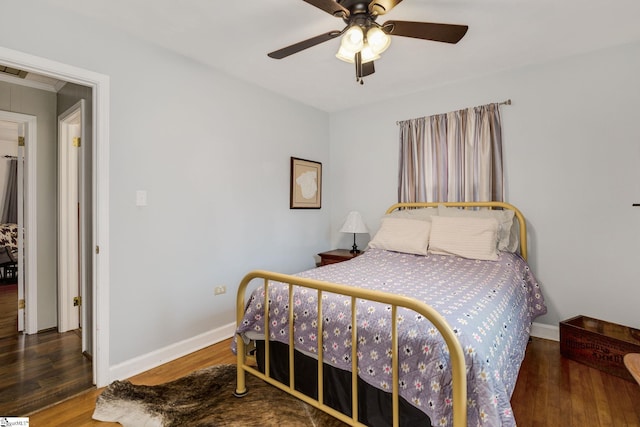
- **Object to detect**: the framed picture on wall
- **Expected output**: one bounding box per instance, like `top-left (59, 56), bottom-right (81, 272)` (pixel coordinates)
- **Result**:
top-left (290, 157), bottom-right (322, 209)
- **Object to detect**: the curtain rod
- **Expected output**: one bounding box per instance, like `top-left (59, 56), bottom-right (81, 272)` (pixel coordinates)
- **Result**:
top-left (396, 99), bottom-right (512, 125)
top-left (3, 155), bottom-right (17, 159)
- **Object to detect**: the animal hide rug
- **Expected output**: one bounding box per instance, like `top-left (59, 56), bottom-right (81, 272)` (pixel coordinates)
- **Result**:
top-left (92, 364), bottom-right (347, 426)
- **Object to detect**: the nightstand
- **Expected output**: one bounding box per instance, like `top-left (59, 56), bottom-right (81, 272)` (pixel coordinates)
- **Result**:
top-left (317, 249), bottom-right (361, 266)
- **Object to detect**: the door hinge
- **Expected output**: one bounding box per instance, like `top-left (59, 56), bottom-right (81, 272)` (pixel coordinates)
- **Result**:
top-left (18, 299), bottom-right (25, 309)
top-left (96, 245), bottom-right (100, 254)
top-left (73, 137), bottom-right (81, 147)
top-left (73, 296), bottom-right (82, 307)
top-left (18, 136), bottom-right (25, 147)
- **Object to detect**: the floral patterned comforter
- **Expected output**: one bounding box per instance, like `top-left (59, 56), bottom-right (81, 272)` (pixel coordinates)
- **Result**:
top-left (236, 249), bottom-right (546, 426)
top-left (0, 223), bottom-right (18, 249)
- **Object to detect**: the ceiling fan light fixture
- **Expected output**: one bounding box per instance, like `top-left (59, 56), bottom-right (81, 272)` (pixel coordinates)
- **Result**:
top-left (268, 0), bottom-right (469, 84)
top-left (336, 24), bottom-right (383, 64)
top-left (336, 40), bottom-right (380, 64)
top-left (341, 25), bottom-right (364, 52)
top-left (336, 45), bottom-right (357, 63)
top-left (366, 26), bottom-right (391, 55)
top-left (360, 43), bottom-right (380, 63)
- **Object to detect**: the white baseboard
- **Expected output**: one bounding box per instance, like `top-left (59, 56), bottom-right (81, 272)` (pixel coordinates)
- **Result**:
top-left (531, 322), bottom-right (559, 341)
top-left (107, 320), bottom-right (558, 383)
top-left (109, 322), bottom-right (236, 382)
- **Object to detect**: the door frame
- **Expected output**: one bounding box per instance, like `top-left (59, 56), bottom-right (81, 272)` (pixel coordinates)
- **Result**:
top-left (0, 46), bottom-right (111, 387)
top-left (0, 111), bottom-right (37, 334)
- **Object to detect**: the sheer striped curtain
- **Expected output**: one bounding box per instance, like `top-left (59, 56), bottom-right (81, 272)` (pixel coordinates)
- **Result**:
top-left (398, 103), bottom-right (504, 203)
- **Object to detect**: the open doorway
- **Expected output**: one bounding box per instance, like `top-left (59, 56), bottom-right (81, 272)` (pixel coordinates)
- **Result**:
top-left (0, 112), bottom-right (36, 337)
top-left (0, 119), bottom-right (20, 340)
top-left (0, 106), bottom-right (95, 414)
top-left (0, 97), bottom-right (94, 414)
top-left (0, 46), bottom-right (110, 414)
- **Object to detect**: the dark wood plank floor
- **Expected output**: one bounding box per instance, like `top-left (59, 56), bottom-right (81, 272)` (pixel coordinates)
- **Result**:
top-left (512, 337), bottom-right (640, 426)
top-left (28, 337), bottom-right (239, 426)
top-left (24, 336), bottom-right (640, 426)
top-left (0, 284), bottom-right (18, 339)
top-left (0, 328), bottom-right (94, 416)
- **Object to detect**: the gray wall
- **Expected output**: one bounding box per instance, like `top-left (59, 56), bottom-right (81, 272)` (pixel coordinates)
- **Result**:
top-left (0, 81), bottom-right (58, 329)
top-left (329, 41), bottom-right (640, 330)
top-left (6, 1), bottom-right (634, 374)
top-left (1, 1), bottom-right (331, 366)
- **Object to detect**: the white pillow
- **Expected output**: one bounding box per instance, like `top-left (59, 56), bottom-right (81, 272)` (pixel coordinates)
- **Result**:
top-left (438, 205), bottom-right (517, 252)
top-left (428, 216), bottom-right (499, 261)
top-left (386, 207), bottom-right (438, 222)
top-left (368, 217), bottom-right (431, 255)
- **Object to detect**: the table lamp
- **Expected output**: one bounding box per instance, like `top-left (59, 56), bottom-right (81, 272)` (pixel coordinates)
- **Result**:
top-left (339, 211), bottom-right (368, 253)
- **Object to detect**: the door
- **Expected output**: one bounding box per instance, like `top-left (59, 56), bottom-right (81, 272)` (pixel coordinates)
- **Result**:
top-left (58, 100), bottom-right (86, 338)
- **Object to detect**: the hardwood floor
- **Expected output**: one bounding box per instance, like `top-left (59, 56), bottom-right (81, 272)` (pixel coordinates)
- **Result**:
top-left (0, 283), bottom-right (95, 417)
top-left (512, 338), bottom-right (640, 426)
top-left (28, 337), bottom-right (238, 426)
top-left (0, 283), bottom-right (18, 339)
top-left (24, 337), bottom-right (640, 426)
top-left (0, 327), bottom-right (94, 416)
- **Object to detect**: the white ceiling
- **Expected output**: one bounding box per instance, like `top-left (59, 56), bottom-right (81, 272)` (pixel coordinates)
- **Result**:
top-left (48, 0), bottom-right (640, 112)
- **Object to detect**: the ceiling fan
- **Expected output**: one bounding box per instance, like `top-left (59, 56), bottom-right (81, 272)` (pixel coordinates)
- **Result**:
top-left (268, 0), bottom-right (468, 84)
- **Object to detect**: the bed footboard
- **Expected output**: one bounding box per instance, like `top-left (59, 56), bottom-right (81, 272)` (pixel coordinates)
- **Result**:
top-left (235, 270), bottom-right (467, 427)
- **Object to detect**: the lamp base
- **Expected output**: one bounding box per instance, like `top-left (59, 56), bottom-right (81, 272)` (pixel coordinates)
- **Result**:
top-left (350, 242), bottom-right (360, 254)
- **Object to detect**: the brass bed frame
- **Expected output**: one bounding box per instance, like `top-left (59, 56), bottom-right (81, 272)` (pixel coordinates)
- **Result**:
top-left (235, 201), bottom-right (527, 427)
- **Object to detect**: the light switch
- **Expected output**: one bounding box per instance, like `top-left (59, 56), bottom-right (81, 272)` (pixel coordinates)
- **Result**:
top-left (136, 190), bottom-right (148, 206)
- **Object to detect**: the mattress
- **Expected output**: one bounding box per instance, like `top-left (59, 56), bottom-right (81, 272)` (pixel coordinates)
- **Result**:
top-left (236, 248), bottom-right (547, 426)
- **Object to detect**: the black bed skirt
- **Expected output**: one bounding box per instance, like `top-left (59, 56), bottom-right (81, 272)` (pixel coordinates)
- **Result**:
top-left (255, 340), bottom-right (432, 427)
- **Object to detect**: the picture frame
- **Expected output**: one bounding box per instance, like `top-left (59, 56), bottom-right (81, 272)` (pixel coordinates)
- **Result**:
top-left (290, 157), bottom-right (322, 209)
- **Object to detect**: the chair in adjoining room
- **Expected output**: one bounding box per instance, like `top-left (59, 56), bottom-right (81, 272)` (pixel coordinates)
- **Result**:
top-left (0, 158), bottom-right (18, 284)
top-left (625, 353), bottom-right (640, 386)
top-left (0, 246), bottom-right (17, 283)
top-left (0, 223), bottom-right (17, 284)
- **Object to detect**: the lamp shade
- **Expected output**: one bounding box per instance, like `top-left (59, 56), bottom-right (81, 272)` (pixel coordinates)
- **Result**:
top-left (342, 26), bottom-right (364, 52)
top-left (336, 26), bottom-right (365, 63)
top-left (359, 43), bottom-right (380, 64)
top-left (339, 211), bottom-right (368, 234)
top-left (335, 45), bottom-right (357, 63)
top-left (367, 26), bottom-right (391, 55)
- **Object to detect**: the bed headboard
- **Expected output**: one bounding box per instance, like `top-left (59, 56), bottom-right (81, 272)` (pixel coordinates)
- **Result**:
top-left (385, 201), bottom-right (528, 260)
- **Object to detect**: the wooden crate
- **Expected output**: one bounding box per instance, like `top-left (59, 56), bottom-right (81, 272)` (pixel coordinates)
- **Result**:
top-left (560, 315), bottom-right (640, 382)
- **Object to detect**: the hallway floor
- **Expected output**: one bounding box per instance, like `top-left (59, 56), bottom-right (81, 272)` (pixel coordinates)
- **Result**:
top-left (0, 318), bottom-right (94, 415)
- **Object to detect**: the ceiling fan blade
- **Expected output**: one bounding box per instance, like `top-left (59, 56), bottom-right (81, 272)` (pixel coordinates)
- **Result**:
top-left (368, 0), bottom-right (403, 16)
top-left (383, 20), bottom-right (468, 44)
top-left (303, 0), bottom-right (350, 18)
top-left (268, 30), bottom-right (342, 59)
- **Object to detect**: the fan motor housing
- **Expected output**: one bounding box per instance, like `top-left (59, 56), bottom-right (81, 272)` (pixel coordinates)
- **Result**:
top-left (340, 1), bottom-right (372, 15)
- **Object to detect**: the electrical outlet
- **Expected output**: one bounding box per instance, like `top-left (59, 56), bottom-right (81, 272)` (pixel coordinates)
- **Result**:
top-left (214, 286), bottom-right (226, 296)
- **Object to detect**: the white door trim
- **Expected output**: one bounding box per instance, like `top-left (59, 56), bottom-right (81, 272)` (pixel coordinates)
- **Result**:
top-left (0, 110), bottom-right (37, 335)
top-left (0, 46), bottom-right (111, 387)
